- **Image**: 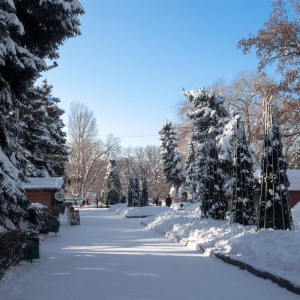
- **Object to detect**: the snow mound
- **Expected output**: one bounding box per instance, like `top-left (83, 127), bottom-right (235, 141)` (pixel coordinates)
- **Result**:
top-left (113, 202), bottom-right (300, 286)
top-left (31, 202), bottom-right (47, 209)
top-left (110, 204), bottom-right (169, 217)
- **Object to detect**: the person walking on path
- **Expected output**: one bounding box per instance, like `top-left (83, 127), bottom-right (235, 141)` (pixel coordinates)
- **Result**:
top-left (165, 194), bottom-right (172, 207)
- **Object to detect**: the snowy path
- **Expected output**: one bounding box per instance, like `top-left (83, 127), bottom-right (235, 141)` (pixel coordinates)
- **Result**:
top-left (0, 209), bottom-right (298, 300)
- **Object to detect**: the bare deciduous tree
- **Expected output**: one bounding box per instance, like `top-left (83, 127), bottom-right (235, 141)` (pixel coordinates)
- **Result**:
top-left (237, 0), bottom-right (300, 94)
top-left (65, 102), bottom-right (120, 198)
top-left (177, 71), bottom-right (300, 166)
top-left (213, 72), bottom-right (300, 164)
top-left (211, 71), bottom-right (279, 159)
top-left (118, 146), bottom-right (168, 199)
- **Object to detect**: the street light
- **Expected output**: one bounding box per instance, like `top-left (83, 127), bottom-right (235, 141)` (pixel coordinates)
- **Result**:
top-left (46, 61), bottom-right (58, 70)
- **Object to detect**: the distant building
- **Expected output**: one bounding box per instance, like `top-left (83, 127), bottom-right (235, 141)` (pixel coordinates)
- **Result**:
top-left (23, 177), bottom-right (64, 207)
top-left (254, 169), bottom-right (300, 208)
top-left (287, 169), bottom-right (300, 207)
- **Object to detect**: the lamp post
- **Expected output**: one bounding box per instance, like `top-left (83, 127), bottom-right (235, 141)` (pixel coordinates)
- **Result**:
top-left (47, 61), bottom-right (58, 70)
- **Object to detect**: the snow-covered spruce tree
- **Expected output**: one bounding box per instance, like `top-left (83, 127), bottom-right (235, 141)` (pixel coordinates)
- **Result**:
top-left (21, 80), bottom-right (68, 177)
top-left (0, 1), bottom-right (83, 230)
top-left (218, 113), bottom-right (235, 197)
top-left (231, 119), bottom-right (257, 225)
top-left (127, 176), bottom-right (133, 207)
top-left (132, 175), bottom-right (140, 207)
top-left (0, 0), bottom-right (31, 230)
top-left (159, 121), bottom-right (186, 199)
top-left (37, 80), bottom-right (68, 176)
top-left (202, 135), bottom-right (226, 219)
top-left (219, 115), bottom-right (256, 225)
top-left (102, 153), bottom-right (122, 206)
top-left (184, 88), bottom-right (229, 217)
top-left (140, 174), bottom-right (148, 207)
top-left (185, 140), bottom-right (198, 201)
top-left (259, 105), bottom-right (293, 230)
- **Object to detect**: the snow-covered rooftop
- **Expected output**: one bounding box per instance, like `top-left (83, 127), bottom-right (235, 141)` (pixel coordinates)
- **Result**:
top-left (287, 170), bottom-right (300, 190)
top-left (23, 177), bottom-right (64, 190)
top-left (254, 169), bottom-right (300, 191)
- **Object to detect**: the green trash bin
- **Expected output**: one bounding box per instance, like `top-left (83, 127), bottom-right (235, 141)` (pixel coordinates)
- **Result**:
top-left (23, 237), bottom-right (40, 261)
top-left (49, 220), bottom-right (60, 236)
top-left (179, 203), bottom-right (185, 210)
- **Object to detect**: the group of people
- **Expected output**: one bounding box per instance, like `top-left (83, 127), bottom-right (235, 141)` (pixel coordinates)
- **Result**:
top-left (153, 194), bottom-right (172, 207)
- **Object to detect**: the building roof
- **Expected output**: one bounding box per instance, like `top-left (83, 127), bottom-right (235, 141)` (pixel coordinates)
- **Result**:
top-left (254, 169), bottom-right (300, 191)
top-left (23, 177), bottom-right (64, 190)
top-left (287, 170), bottom-right (300, 191)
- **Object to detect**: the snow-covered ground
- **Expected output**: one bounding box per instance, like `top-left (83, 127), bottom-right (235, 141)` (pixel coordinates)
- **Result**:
top-left (111, 202), bottom-right (300, 287)
top-left (0, 205), bottom-right (299, 300)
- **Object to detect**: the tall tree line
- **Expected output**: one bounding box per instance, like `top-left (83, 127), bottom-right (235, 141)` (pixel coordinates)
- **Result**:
top-left (176, 71), bottom-right (300, 166)
top-left (161, 85), bottom-right (291, 229)
top-left (160, 0), bottom-right (297, 230)
top-left (0, 0), bottom-right (84, 230)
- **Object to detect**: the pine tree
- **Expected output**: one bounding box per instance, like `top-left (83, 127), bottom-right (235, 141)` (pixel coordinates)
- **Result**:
top-left (218, 114), bottom-right (257, 225)
top-left (0, 0), bottom-right (83, 230)
top-left (185, 140), bottom-right (198, 201)
top-left (184, 88), bottom-right (229, 218)
top-left (218, 114), bottom-right (235, 197)
top-left (259, 105), bottom-right (293, 230)
top-left (103, 153), bottom-right (122, 206)
top-left (40, 80), bottom-right (68, 176)
top-left (140, 174), bottom-right (148, 207)
top-left (0, 0), bottom-right (34, 230)
top-left (184, 88), bottom-right (229, 144)
top-left (132, 175), bottom-right (140, 207)
top-left (159, 121), bottom-right (185, 197)
top-left (21, 87), bottom-right (50, 177)
top-left (15, 1), bottom-right (84, 60)
top-left (127, 176), bottom-right (133, 207)
top-left (21, 80), bottom-right (68, 177)
top-left (202, 136), bottom-right (226, 219)
top-left (230, 118), bottom-right (256, 225)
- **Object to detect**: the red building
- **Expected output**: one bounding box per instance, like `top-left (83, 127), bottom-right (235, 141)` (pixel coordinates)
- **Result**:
top-left (287, 170), bottom-right (300, 208)
top-left (23, 177), bottom-right (64, 207)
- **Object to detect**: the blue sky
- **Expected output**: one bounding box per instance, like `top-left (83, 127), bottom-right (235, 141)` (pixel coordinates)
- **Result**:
top-left (39, 0), bottom-right (273, 148)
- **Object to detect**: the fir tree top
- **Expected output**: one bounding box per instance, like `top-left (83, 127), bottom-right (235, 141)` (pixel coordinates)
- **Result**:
top-left (159, 121), bottom-right (185, 192)
top-left (103, 153), bottom-right (122, 192)
top-left (184, 87), bottom-right (229, 142)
